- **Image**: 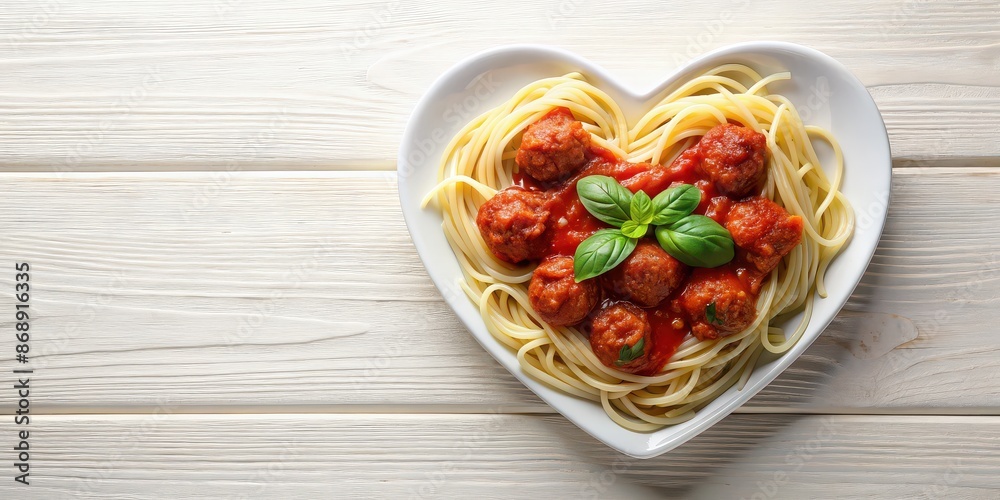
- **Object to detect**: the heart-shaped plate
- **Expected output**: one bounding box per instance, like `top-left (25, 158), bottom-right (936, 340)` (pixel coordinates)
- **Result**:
top-left (398, 42), bottom-right (890, 458)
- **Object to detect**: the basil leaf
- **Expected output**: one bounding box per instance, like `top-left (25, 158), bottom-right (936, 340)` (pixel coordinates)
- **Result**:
top-left (573, 229), bottom-right (638, 281)
top-left (620, 221), bottom-right (648, 239)
top-left (629, 337), bottom-right (645, 360)
top-left (615, 337), bottom-right (645, 366)
top-left (706, 301), bottom-right (722, 325)
top-left (615, 345), bottom-right (629, 366)
top-left (629, 190), bottom-right (654, 224)
top-left (576, 175), bottom-right (633, 228)
top-left (655, 215), bottom-right (735, 268)
top-left (651, 184), bottom-right (701, 226)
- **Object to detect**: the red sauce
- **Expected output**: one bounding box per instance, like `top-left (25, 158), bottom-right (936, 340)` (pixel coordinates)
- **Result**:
top-left (515, 148), bottom-right (653, 257)
top-left (620, 147), bottom-right (700, 198)
top-left (641, 305), bottom-right (689, 376)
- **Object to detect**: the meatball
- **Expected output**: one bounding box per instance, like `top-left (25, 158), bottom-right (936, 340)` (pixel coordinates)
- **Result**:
top-left (515, 107), bottom-right (592, 183)
top-left (725, 197), bottom-right (804, 275)
top-left (528, 256), bottom-right (599, 326)
top-left (677, 268), bottom-right (756, 341)
top-left (696, 123), bottom-right (768, 198)
top-left (589, 302), bottom-right (652, 373)
top-left (602, 240), bottom-right (688, 307)
top-left (476, 187), bottom-right (550, 264)
top-left (620, 165), bottom-right (691, 200)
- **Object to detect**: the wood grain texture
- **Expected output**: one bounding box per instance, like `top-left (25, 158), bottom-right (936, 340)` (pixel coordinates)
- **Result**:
top-left (3, 413), bottom-right (997, 499)
top-left (0, 0), bottom-right (998, 170)
top-left (2, 2), bottom-right (999, 497)
top-left (1, 169), bottom-right (998, 413)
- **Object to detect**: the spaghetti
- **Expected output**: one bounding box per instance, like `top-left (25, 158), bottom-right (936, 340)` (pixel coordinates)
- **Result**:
top-left (422, 65), bottom-right (853, 431)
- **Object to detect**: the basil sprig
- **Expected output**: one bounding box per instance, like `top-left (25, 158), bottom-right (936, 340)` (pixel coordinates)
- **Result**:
top-left (572, 175), bottom-right (735, 282)
top-left (706, 301), bottom-right (722, 325)
top-left (615, 338), bottom-right (645, 366)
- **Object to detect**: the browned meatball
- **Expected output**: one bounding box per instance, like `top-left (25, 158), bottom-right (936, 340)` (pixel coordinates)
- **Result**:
top-left (677, 268), bottom-right (756, 341)
top-left (476, 187), bottom-right (550, 264)
top-left (589, 302), bottom-right (651, 373)
top-left (696, 123), bottom-right (768, 198)
top-left (725, 196), bottom-right (804, 276)
top-left (602, 240), bottom-right (688, 307)
top-left (515, 107), bottom-right (592, 183)
top-left (528, 256), bottom-right (599, 326)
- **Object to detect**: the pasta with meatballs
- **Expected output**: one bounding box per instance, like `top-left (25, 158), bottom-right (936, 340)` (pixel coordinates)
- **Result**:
top-left (422, 65), bottom-right (853, 431)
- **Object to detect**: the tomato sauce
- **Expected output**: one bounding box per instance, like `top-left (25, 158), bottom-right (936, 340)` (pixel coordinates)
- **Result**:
top-left (641, 305), bottom-right (690, 376)
top-left (515, 148), bottom-right (652, 257)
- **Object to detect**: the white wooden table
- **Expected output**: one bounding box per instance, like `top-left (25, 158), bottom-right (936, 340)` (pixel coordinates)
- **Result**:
top-left (1, 1), bottom-right (999, 498)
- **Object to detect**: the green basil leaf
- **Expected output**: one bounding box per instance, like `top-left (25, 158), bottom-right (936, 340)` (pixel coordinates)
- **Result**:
top-left (614, 345), bottom-right (630, 366)
top-left (651, 184), bottom-right (701, 226)
top-left (629, 190), bottom-right (654, 224)
top-left (629, 337), bottom-right (645, 359)
top-left (573, 229), bottom-right (638, 282)
top-left (615, 337), bottom-right (645, 366)
top-left (706, 301), bottom-right (722, 325)
top-left (620, 221), bottom-right (648, 239)
top-left (576, 175), bottom-right (633, 228)
top-left (655, 215), bottom-right (735, 268)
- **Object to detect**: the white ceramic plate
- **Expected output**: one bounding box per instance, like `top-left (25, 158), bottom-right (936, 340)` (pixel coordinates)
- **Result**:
top-left (398, 42), bottom-right (891, 458)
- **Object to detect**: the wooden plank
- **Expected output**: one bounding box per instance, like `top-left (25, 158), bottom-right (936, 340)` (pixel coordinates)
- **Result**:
top-left (0, 413), bottom-right (996, 498)
top-left (0, 169), bottom-right (998, 413)
top-left (0, 1), bottom-right (998, 170)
